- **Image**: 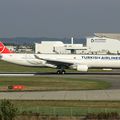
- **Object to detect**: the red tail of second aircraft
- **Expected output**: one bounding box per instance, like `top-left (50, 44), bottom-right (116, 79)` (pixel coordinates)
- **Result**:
top-left (0, 42), bottom-right (14, 54)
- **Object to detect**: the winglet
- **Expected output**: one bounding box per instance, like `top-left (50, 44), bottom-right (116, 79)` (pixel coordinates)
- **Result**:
top-left (0, 42), bottom-right (14, 54)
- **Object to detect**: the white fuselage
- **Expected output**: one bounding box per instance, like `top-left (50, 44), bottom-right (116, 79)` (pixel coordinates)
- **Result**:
top-left (1, 53), bottom-right (120, 71)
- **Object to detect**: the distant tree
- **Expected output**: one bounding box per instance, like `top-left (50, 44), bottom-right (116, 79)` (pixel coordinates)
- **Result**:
top-left (0, 99), bottom-right (18, 120)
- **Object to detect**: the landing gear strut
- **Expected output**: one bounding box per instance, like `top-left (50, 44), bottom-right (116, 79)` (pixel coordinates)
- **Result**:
top-left (57, 70), bottom-right (66, 74)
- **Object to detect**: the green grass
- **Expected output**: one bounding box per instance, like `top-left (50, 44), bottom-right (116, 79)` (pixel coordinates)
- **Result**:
top-left (0, 76), bottom-right (110, 90)
top-left (9, 100), bottom-right (120, 116)
top-left (12, 100), bottom-right (120, 108)
top-left (23, 107), bottom-right (120, 116)
top-left (19, 107), bottom-right (120, 116)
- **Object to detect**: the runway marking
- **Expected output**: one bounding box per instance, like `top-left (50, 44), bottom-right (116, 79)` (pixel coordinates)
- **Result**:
top-left (0, 72), bottom-right (120, 76)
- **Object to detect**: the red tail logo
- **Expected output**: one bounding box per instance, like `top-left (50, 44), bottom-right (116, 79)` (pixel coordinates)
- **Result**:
top-left (0, 42), bottom-right (14, 54)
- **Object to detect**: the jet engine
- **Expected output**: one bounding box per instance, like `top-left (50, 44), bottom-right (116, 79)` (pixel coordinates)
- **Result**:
top-left (76, 65), bottom-right (88, 72)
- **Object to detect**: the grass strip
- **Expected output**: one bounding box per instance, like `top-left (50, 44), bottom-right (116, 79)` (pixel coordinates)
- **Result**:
top-left (0, 77), bottom-right (110, 90)
top-left (8, 100), bottom-right (120, 116)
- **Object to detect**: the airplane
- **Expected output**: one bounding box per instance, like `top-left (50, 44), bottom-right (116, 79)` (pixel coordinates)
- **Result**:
top-left (0, 42), bottom-right (120, 74)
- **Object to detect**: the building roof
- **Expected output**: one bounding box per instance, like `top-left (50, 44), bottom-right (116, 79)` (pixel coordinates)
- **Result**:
top-left (94, 33), bottom-right (120, 40)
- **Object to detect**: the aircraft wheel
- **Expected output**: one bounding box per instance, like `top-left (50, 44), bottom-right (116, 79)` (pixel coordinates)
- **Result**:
top-left (57, 70), bottom-right (61, 74)
top-left (61, 70), bottom-right (66, 74)
top-left (57, 70), bottom-right (66, 74)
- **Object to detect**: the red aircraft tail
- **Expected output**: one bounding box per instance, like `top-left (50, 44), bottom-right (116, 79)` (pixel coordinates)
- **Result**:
top-left (0, 42), bottom-right (14, 54)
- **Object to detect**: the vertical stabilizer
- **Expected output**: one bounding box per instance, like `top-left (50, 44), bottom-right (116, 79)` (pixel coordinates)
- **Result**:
top-left (0, 42), bottom-right (13, 54)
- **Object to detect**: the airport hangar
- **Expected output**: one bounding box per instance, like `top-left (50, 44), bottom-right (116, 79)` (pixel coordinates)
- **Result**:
top-left (35, 33), bottom-right (120, 55)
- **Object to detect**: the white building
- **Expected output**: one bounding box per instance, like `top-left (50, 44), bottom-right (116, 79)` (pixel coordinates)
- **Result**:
top-left (35, 33), bottom-right (120, 55)
top-left (35, 41), bottom-right (64, 54)
top-left (86, 33), bottom-right (120, 54)
top-left (55, 44), bottom-right (87, 54)
top-left (35, 41), bottom-right (87, 54)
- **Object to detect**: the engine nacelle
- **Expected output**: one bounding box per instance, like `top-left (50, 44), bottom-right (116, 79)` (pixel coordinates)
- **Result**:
top-left (77, 65), bottom-right (88, 72)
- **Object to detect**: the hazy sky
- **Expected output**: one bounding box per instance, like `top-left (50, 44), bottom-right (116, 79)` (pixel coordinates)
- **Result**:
top-left (0, 0), bottom-right (120, 38)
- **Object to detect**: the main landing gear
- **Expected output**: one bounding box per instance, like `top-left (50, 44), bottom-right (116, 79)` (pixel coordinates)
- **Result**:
top-left (57, 70), bottom-right (66, 74)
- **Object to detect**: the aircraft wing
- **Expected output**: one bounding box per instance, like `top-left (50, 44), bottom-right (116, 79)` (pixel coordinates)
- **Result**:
top-left (34, 55), bottom-right (73, 68)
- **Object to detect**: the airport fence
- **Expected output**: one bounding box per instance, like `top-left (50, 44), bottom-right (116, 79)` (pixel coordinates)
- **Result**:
top-left (18, 106), bottom-right (120, 116)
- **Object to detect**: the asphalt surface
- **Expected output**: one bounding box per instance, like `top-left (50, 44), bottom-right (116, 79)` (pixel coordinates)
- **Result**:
top-left (0, 71), bottom-right (120, 76)
top-left (0, 90), bottom-right (120, 101)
